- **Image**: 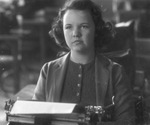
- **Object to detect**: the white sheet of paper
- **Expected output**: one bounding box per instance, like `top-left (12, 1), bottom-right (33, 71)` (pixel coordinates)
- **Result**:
top-left (10, 100), bottom-right (76, 115)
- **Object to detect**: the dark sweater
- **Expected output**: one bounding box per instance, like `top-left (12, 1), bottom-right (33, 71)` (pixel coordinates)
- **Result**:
top-left (61, 59), bottom-right (96, 106)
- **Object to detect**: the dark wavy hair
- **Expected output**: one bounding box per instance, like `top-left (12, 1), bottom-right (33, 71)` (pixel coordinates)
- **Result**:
top-left (50, 0), bottom-right (115, 51)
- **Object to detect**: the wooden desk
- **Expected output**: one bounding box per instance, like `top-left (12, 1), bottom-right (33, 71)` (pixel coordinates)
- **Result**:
top-left (0, 84), bottom-right (36, 125)
top-left (12, 84), bottom-right (36, 101)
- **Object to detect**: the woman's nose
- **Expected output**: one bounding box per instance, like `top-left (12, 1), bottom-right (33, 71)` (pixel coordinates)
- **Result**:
top-left (73, 28), bottom-right (81, 37)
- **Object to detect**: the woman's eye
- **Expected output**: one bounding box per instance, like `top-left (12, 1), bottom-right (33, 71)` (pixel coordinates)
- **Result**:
top-left (81, 25), bottom-right (89, 29)
top-left (65, 25), bottom-right (71, 29)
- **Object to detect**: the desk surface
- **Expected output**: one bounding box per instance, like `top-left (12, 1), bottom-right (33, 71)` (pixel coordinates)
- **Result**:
top-left (0, 84), bottom-right (36, 125)
top-left (13, 84), bottom-right (36, 101)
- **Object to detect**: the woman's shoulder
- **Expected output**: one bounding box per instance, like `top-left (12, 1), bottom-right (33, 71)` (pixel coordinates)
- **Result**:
top-left (97, 53), bottom-right (122, 69)
top-left (42, 52), bottom-right (69, 69)
top-left (99, 54), bottom-right (128, 80)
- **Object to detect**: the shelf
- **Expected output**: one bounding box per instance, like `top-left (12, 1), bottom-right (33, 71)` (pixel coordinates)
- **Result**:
top-left (135, 38), bottom-right (150, 43)
top-left (0, 34), bottom-right (22, 93)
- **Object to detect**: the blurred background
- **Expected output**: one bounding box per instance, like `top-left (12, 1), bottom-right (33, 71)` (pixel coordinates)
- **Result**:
top-left (0, 0), bottom-right (150, 124)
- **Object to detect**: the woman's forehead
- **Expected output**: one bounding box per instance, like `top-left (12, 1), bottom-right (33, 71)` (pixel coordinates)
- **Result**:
top-left (63, 9), bottom-right (94, 24)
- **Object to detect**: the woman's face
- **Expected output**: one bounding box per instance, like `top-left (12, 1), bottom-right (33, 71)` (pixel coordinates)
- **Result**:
top-left (63, 9), bottom-right (95, 53)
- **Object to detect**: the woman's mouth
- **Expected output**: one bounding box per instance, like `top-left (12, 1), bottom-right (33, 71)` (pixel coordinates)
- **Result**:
top-left (73, 40), bottom-right (82, 44)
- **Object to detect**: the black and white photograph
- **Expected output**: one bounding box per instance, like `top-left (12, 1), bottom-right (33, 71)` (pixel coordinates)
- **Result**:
top-left (0, 0), bottom-right (150, 125)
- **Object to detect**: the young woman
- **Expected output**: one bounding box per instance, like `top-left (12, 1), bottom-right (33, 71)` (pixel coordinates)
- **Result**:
top-left (33, 0), bottom-right (135, 124)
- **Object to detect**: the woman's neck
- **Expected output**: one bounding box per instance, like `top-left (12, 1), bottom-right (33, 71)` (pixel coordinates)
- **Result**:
top-left (70, 50), bottom-right (95, 64)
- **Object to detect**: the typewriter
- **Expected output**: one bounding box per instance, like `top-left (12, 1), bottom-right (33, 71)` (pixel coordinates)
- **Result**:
top-left (5, 100), bottom-right (115, 125)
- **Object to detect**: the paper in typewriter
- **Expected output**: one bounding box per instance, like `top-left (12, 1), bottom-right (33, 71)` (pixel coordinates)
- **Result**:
top-left (10, 100), bottom-right (77, 115)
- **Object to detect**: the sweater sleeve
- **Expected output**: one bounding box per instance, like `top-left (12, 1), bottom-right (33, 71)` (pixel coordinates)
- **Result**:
top-left (99, 64), bottom-right (136, 125)
top-left (113, 64), bottom-right (135, 124)
top-left (32, 63), bottom-right (48, 101)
